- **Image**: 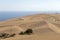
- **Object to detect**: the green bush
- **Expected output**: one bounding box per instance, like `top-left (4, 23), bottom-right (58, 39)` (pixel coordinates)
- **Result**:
top-left (19, 29), bottom-right (33, 35)
top-left (24, 29), bottom-right (33, 35)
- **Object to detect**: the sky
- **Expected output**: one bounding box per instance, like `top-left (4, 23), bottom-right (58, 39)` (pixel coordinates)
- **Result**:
top-left (0, 0), bottom-right (60, 11)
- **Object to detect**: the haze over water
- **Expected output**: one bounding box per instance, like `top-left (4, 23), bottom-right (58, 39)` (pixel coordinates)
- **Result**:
top-left (0, 11), bottom-right (41, 21)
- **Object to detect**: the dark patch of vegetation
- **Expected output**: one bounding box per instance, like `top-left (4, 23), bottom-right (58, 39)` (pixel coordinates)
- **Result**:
top-left (0, 33), bottom-right (9, 39)
top-left (24, 29), bottom-right (33, 35)
top-left (0, 33), bottom-right (16, 39)
top-left (0, 29), bottom-right (33, 39)
top-left (9, 34), bottom-right (16, 37)
top-left (19, 29), bottom-right (33, 35)
top-left (19, 32), bottom-right (24, 35)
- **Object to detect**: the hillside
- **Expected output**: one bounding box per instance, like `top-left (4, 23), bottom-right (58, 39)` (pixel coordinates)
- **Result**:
top-left (0, 14), bottom-right (60, 40)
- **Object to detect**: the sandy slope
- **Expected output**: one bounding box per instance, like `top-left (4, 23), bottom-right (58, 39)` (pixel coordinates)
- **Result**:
top-left (0, 14), bottom-right (60, 40)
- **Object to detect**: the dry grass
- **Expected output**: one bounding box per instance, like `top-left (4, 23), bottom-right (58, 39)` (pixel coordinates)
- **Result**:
top-left (0, 14), bottom-right (60, 40)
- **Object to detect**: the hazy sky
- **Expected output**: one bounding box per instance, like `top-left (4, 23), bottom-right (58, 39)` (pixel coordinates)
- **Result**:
top-left (0, 0), bottom-right (60, 11)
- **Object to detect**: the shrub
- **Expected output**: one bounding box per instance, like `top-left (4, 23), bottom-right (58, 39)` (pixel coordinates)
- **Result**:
top-left (0, 33), bottom-right (16, 39)
top-left (9, 34), bottom-right (16, 37)
top-left (0, 33), bottom-right (9, 39)
top-left (24, 29), bottom-right (33, 35)
top-left (19, 32), bottom-right (24, 35)
top-left (19, 29), bottom-right (33, 35)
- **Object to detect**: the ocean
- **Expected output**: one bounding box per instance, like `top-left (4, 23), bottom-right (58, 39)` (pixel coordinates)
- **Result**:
top-left (0, 12), bottom-right (40, 21)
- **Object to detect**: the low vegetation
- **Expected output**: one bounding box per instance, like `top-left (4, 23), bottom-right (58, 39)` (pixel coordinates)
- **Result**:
top-left (0, 33), bottom-right (16, 39)
top-left (9, 34), bottom-right (16, 37)
top-left (19, 32), bottom-right (24, 35)
top-left (0, 29), bottom-right (33, 39)
top-left (19, 29), bottom-right (33, 35)
top-left (0, 33), bottom-right (9, 39)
